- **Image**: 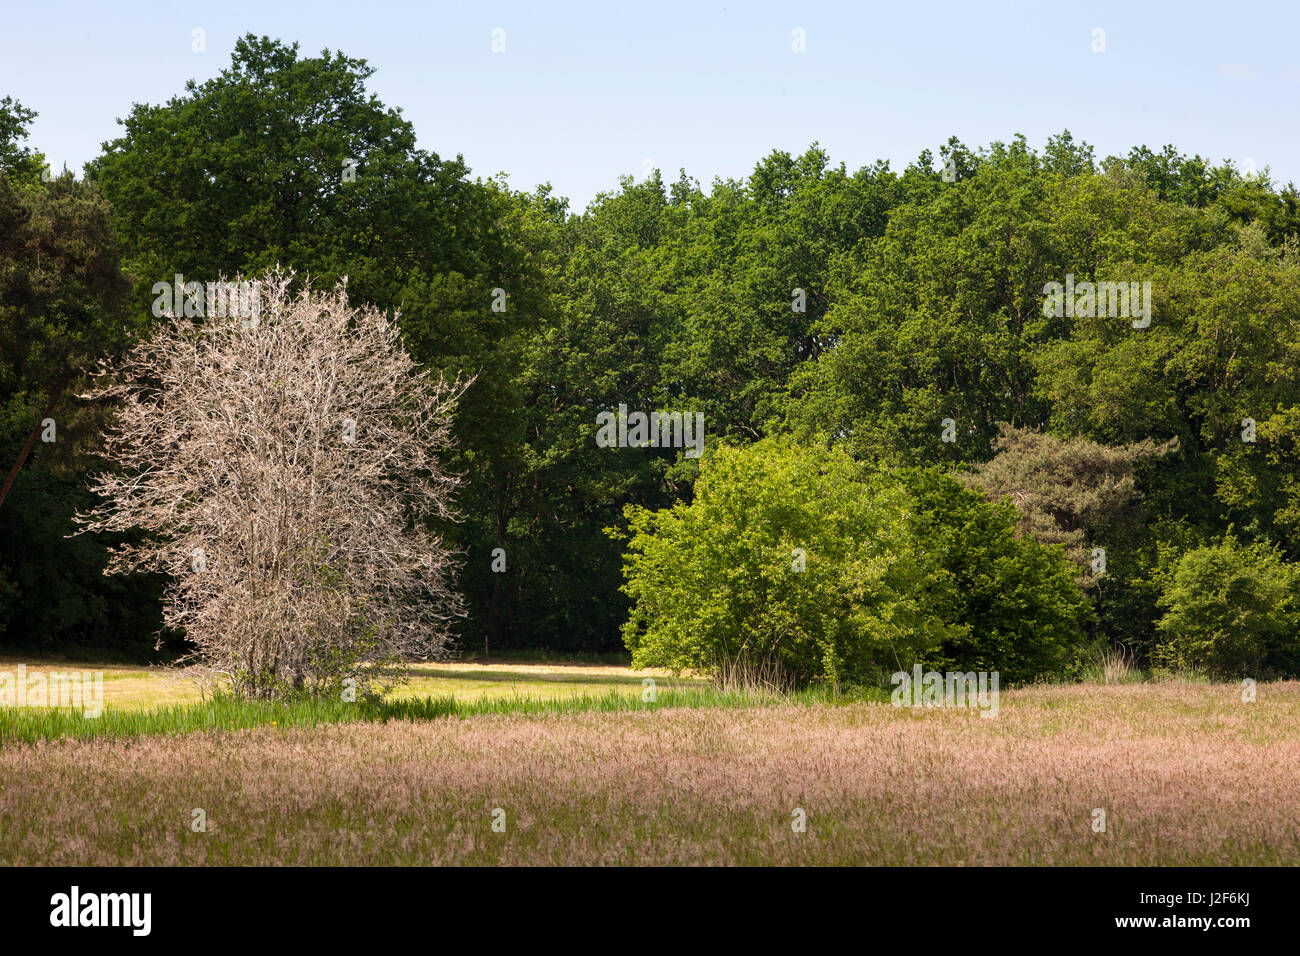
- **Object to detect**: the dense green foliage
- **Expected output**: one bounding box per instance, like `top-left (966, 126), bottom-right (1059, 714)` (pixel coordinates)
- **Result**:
top-left (0, 114), bottom-right (164, 655)
top-left (618, 441), bottom-right (1092, 685)
top-left (1155, 538), bottom-right (1300, 678)
top-left (5, 35), bottom-right (1300, 682)
top-left (617, 440), bottom-right (946, 685)
top-left (906, 468), bottom-right (1096, 682)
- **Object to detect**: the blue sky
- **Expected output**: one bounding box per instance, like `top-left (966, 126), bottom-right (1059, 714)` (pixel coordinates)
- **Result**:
top-left (3, 1), bottom-right (1297, 209)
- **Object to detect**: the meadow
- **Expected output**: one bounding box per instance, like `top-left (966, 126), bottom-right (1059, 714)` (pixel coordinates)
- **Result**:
top-left (2, 664), bottom-right (1297, 866)
top-left (1, 658), bottom-right (701, 711)
top-left (4, 11), bottom-right (1297, 889)
top-left (0, 659), bottom-right (725, 744)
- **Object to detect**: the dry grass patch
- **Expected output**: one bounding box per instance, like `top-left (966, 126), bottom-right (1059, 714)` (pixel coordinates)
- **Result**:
top-left (0, 659), bottom-right (703, 712)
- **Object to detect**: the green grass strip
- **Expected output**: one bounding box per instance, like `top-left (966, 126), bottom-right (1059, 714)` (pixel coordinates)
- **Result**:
top-left (0, 684), bottom-right (887, 746)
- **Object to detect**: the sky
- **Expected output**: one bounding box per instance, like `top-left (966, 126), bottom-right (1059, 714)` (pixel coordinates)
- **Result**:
top-left (2, 0), bottom-right (1298, 210)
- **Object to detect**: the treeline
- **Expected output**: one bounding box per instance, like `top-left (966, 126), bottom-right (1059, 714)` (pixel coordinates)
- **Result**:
top-left (3, 35), bottom-right (1300, 677)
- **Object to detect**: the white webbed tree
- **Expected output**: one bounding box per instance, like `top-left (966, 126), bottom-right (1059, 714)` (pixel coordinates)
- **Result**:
top-left (77, 272), bottom-right (470, 698)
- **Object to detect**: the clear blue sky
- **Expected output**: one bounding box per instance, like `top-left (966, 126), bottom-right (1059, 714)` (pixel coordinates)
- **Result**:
top-left (3, 1), bottom-right (1297, 209)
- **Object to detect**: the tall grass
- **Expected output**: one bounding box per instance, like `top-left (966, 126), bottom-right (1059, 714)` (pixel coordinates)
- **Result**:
top-left (7, 682), bottom-right (1298, 865)
top-left (1081, 644), bottom-right (1142, 685)
top-left (712, 654), bottom-right (798, 695)
top-left (1078, 644), bottom-right (1214, 685)
top-left (0, 683), bottom-right (886, 747)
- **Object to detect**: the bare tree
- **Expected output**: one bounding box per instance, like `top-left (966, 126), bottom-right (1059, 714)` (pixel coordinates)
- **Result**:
top-left (76, 272), bottom-right (470, 698)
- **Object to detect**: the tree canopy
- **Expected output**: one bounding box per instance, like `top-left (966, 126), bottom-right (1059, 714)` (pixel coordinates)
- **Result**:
top-left (6, 36), bottom-right (1300, 683)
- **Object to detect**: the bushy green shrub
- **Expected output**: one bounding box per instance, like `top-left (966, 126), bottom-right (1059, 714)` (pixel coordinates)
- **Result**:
top-left (614, 442), bottom-right (1094, 686)
top-left (1155, 538), bottom-right (1300, 678)
top-left (907, 468), bottom-right (1096, 682)
top-left (615, 440), bottom-right (947, 686)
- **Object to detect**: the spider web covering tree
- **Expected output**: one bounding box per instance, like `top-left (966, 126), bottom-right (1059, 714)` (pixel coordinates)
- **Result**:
top-left (75, 272), bottom-right (470, 699)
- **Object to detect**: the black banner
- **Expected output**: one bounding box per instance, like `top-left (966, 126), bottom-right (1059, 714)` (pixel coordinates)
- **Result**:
top-left (0, 866), bottom-right (1273, 942)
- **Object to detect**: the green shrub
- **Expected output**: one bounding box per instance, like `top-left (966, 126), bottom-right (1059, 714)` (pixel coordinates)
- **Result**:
top-left (614, 439), bottom-right (950, 687)
top-left (613, 443), bottom-right (1095, 687)
top-left (1155, 538), bottom-right (1300, 679)
top-left (907, 468), bottom-right (1096, 682)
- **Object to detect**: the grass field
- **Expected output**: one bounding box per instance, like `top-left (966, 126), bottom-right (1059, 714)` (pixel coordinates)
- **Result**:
top-left (0, 658), bottom-right (704, 711)
top-left (2, 666), bottom-right (1297, 865)
top-left (0, 658), bottom-right (735, 744)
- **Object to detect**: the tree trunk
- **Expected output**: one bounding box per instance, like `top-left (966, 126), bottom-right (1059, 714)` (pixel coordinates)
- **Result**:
top-left (0, 378), bottom-right (68, 513)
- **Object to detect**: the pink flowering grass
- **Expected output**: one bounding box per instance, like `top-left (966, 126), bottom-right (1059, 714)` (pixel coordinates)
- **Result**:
top-left (2, 681), bottom-right (1297, 865)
